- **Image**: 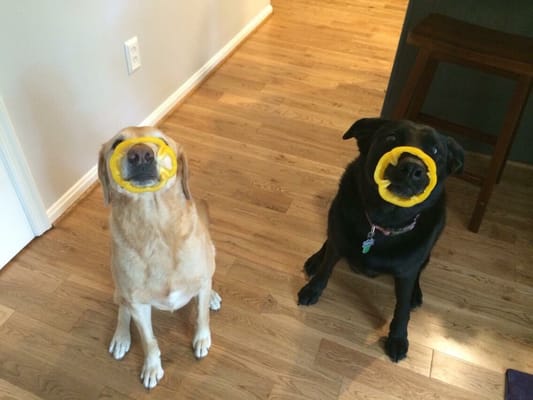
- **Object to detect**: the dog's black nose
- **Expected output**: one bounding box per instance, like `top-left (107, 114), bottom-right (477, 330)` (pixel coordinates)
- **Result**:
top-left (127, 144), bottom-right (155, 166)
top-left (397, 155), bottom-right (426, 181)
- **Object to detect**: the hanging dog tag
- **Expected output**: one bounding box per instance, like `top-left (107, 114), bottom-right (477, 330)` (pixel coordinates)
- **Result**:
top-left (361, 238), bottom-right (374, 254)
top-left (361, 226), bottom-right (376, 254)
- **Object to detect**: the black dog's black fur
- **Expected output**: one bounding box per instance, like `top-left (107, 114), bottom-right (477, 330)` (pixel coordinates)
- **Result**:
top-left (297, 118), bottom-right (464, 362)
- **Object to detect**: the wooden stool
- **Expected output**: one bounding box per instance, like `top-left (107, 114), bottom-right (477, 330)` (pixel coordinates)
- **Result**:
top-left (392, 13), bottom-right (533, 232)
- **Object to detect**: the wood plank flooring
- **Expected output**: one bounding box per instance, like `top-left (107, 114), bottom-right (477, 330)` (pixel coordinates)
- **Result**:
top-left (2, 0), bottom-right (533, 398)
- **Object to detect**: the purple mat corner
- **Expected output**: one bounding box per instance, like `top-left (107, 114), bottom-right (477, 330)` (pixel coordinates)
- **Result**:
top-left (506, 369), bottom-right (533, 400)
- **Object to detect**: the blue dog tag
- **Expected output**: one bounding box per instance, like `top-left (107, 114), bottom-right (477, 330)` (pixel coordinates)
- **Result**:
top-left (362, 238), bottom-right (374, 254)
top-left (362, 225), bottom-right (376, 254)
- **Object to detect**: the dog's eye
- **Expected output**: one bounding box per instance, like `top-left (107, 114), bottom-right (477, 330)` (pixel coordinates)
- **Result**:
top-left (111, 138), bottom-right (124, 150)
top-left (431, 146), bottom-right (438, 155)
top-left (385, 135), bottom-right (396, 143)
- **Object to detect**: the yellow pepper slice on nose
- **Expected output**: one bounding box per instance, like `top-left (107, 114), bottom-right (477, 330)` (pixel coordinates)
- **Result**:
top-left (373, 146), bottom-right (437, 207)
top-left (109, 137), bottom-right (178, 193)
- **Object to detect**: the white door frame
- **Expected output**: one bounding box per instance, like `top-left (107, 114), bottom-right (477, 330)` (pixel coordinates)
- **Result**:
top-left (0, 98), bottom-right (50, 236)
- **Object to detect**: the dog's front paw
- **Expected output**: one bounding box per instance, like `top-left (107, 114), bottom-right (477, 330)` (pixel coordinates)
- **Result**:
top-left (193, 328), bottom-right (212, 359)
top-left (209, 290), bottom-right (222, 311)
top-left (385, 336), bottom-right (409, 362)
top-left (140, 355), bottom-right (164, 389)
top-left (109, 331), bottom-right (131, 360)
top-left (297, 283), bottom-right (323, 306)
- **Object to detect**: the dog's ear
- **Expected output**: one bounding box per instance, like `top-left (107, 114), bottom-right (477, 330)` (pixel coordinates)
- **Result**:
top-left (446, 136), bottom-right (465, 175)
top-left (342, 118), bottom-right (390, 155)
top-left (178, 150), bottom-right (192, 200)
top-left (97, 146), bottom-right (112, 206)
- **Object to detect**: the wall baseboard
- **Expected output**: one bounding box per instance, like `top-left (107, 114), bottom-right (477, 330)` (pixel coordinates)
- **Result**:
top-left (46, 4), bottom-right (273, 223)
top-left (143, 4), bottom-right (273, 127)
top-left (47, 165), bottom-right (98, 223)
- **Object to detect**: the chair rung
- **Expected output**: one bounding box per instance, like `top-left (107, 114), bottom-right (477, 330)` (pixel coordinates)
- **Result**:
top-left (417, 113), bottom-right (497, 145)
top-left (457, 171), bottom-right (483, 186)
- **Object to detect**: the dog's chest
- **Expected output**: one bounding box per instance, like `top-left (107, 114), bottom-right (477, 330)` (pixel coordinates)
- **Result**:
top-left (151, 289), bottom-right (195, 311)
top-left (111, 216), bottom-right (204, 306)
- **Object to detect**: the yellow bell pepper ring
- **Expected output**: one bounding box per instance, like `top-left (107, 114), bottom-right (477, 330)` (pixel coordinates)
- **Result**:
top-left (373, 146), bottom-right (437, 207)
top-left (109, 137), bottom-right (178, 193)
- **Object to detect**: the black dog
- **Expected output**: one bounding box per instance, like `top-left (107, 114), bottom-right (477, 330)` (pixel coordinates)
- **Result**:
top-left (297, 118), bottom-right (464, 362)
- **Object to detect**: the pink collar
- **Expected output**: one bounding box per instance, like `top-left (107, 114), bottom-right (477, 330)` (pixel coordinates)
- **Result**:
top-left (366, 213), bottom-right (420, 236)
top-left (361, 213), bottom-right (420, 254)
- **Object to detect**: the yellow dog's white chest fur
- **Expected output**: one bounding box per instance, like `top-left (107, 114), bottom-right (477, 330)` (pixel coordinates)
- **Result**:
top-left (113, 239), bottom-right (212, 305)
top-left (142, 241), bottom-right (212, 311)
top-left (151, 290), bottom-right (195, 311)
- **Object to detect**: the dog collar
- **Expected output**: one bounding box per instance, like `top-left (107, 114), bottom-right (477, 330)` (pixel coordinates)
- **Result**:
top-left (361, 213), bottom-right (420, 254)
top-left (109, 137), bottom-right (178, 193)
top-left (374, 146), bottom-right (437, 208)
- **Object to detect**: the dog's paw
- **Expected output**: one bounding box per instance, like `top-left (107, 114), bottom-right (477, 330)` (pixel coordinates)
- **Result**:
top-left (140, 355), bottom-right (164, 389)
top-left (297, 283), bottom-right (322, 306)
top-left (193, 328), bottom-right (212, 359)
top-left (385, 336), bottom-right (409, 362)
top-left (209, 290), bottom-right (222, 311)
top-left (108, 331), bottom-right (131, 360)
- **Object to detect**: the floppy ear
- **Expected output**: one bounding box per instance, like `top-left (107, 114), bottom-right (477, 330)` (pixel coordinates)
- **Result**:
top-left (446, 136), bottom-right (465, 175)
top-left (342, 118), bottom-right (390, 155)
top-left (178, 151), bottom-right (192, 200)
top-left (97, 147), bottom-right (112, 206)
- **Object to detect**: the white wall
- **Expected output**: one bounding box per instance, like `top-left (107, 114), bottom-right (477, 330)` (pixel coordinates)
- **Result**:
top-left (0, 0), bottom-right (271, 218)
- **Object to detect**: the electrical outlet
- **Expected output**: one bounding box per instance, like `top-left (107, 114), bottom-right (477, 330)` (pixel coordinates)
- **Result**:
top-left (124, 36), bottom-right (141, 74)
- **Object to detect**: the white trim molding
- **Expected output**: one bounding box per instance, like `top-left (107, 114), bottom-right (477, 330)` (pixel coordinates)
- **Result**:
top-left (46, 4), bottom-right (273, 223)
top-left (46, 165), bottom-right (98, 223)
top-left (0, 98), bottom-right (51, 236)
top-left (141, 4), bottom-right (273, 126)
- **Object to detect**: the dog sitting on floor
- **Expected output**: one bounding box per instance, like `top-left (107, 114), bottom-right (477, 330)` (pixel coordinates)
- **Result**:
top-left (98, 126), bottom-right (221, 389)
top-left (298, 118), bottom-right (464, 362)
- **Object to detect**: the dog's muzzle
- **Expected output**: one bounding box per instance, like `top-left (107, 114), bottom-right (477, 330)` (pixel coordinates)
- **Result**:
top-left (109, 137), bottom-right (178, 193)
top-left (374, 146), bottom-right (437, 207)
top-left (124, 143), bottom-right (158, 185)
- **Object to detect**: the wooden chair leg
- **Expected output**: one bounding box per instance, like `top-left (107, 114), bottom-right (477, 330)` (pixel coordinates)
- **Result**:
top-left (468, 75), bottom-right (532, 232)
top-left (391, 48), bottom-right (431, 120)
top-left (404, 57), bottom-right (438, 120)
top-left (495, 80), bottom-right (532, 184)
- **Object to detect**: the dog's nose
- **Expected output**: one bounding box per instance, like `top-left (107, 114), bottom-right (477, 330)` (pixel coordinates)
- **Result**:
top-left (127, 144), bottom-right (155, 166)
top-left (397, 155), bottom-right (426, 181)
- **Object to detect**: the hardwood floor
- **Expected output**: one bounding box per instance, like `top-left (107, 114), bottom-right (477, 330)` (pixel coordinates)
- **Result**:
top-left (2, 0), bottom-right (533, 399)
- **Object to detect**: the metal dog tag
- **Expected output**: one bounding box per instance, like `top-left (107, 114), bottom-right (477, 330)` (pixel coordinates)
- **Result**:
top-left (361, 238), bottom-right (374, 254)
top-left (362, 226), bottom-right (376, 254)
